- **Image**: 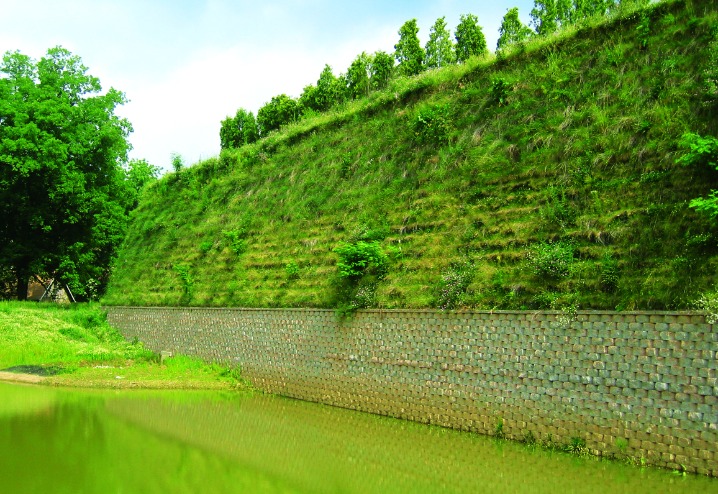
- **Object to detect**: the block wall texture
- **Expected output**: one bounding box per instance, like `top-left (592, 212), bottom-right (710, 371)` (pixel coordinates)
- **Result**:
top-left (105, 307), bottom-right (717, 475)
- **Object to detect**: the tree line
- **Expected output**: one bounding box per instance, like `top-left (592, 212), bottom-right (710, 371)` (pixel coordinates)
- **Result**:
top-left (220, 0), bottom-right (650, 150)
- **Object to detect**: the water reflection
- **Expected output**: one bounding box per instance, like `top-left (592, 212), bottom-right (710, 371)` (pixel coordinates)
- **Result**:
top-left (1, 382), bottom-right (716, 494)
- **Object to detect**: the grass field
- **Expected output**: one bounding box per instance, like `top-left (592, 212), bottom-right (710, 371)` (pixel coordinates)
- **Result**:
top-left (0, 302), bottom-right (246, 389)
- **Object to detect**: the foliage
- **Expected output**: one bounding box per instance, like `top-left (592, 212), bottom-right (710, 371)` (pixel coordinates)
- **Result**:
top-left (285, 261), bottom-right (300, 280)
top-left (677, 133), bottom-right (718, 219)
top-left (173, 264), bottom-right (194, 298)
top-left (497, 7), bottom-right (534, 51)
top-left (425, 17), bottom-right (456, 69)
top-left (704, 37), bottom-right (718, 104)
top-left (123, 159), bottom-right (161, 209)
top-left (454, 14), bottom-right (488, 63)
top-left (490, 77), bottom-right (512, 105)
top-left (257, 94), bottom-right (300, 136)
top-left (0, 47), bottom-right (132, 300)
top-left (313, 65), bottom-right (345, 112)
top-left (527, 241), bottom-right (575, 278)
top-left (222, 229), bottom-right (247, 256)
top-left (435, 260), bottom-right (474, 310)
top-left (220, 108), bottom-right (258, 150)
top-left (693, 290), bottom-right (718, 324)
top-left (394, 19), bottom-right (425, 77)
top-left (369, 51), bottom-right (394, 90)
top-left (346, 53), bottom-right (371, 100)
top-left (171, 153), bottom-right (185, 173)
top-left (635, 12), bottom-right (651, 49)
top-left (677, 133), bottom-right (718, 169)
top-left (531, 1), bottom-right (559, 36)
top-left (412, 104), bottom-right (453, 145)
top-left (334, 241), bottom-right (388, 281)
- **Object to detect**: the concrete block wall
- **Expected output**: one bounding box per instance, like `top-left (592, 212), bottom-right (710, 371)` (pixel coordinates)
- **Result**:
top-left (105, 307), bottom-right (717, 475)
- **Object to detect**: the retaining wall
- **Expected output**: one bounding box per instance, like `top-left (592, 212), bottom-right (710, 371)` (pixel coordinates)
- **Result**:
top-left (105, 306), bottom-right (717, 475)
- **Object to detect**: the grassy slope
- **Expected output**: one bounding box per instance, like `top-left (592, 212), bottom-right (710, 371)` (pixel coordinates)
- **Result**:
top-left (105, 0), bottom-right (718, 311)
top-left (0, 302), bottom-right (244, 388)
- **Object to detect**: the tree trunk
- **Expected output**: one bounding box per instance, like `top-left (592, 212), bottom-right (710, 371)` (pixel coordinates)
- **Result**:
top-left (15, 275), bottom-right (28, 301)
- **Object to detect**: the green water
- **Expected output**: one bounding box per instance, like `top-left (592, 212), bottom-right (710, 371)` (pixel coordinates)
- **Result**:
top-left (0, 382), bottom-right (716, 494)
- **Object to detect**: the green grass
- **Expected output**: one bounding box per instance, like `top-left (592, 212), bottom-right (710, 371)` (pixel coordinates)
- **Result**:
top-left (0, 302), bottom-right (245, 389)
top-left (105, 0), bottom-right (718, 311)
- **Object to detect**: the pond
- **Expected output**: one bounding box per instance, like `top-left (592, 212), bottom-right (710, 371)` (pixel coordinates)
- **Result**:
top-left (1, 382), bottom-right (716, 494)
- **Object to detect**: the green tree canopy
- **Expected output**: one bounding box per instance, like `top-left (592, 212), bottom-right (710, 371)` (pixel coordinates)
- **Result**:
top-left (454, 14), bottom-right (488, 63)
top-left (0, 47), bottom-right (133, 299)
top-left (394, 19), bottom-right (425, 77)
top-left (497, 8), bottom-right (534, 51)
top-left (425, 17), bottom-right (456, 69)
top-left (531, 1), bottom-right (559, 36)
top-left (369, 51), bottom-right (394, 90)
top-left (220, 108), bottom-right (258, 150)
top-left (256, 94), bottom-right (300, 136)
top-left (346, 53), bottom-right (371, 100)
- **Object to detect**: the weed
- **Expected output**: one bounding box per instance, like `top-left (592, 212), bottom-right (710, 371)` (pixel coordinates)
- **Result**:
top-left (693, 289), bottom-right (718, 323)
top-left (490, 77), bottom-right (511, 105)
top-left (435, 260), bottom-right (474, 310)
top-left (285, 261), bottom-right (300, 280)
top-left (223, 229), bottom-right (247, 256)
top-left (527, 241), bottom-right (575, 279)
top-left (199, 241), bottom-right (214, 255)
top-left (495, 418), bottom-right (505, 439)
top-left (173, 264), bottom-right (194, 298)
top-left (599, 253), bottom-right (619, 293)
top-left (412, 104), bottom-right (453, 145)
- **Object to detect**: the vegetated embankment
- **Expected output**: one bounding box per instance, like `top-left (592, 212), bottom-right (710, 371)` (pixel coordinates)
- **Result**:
top-left (104, 0), bottom-right (718, 311)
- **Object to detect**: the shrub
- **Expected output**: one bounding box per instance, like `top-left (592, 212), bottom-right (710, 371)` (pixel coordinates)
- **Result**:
top-left (490, 77), bottom-right (511, 105)
top-left (527, 241), bottom-right (574, 278)
top-left (222, 229), bottom-right (247, 256)
top-left (334, 241), bottom-right (388, 280)
top-left (285, 261), bottom-right (300, 280)
top-left (411, 104), bottom-right (453, 145)
top-left (693, 290), bottom-right (718, 324)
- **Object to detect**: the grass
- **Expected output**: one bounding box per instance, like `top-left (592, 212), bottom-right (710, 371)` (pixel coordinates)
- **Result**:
top-left (104, 0), bottom-right (718, 311)
top-left (0, 302), bottom-right (247, 389)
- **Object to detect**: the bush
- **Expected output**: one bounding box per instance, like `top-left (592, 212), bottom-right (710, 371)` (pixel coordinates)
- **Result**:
top-left (334, 241), bottom-right (388, 280)
top-left (490, 77), bottom-right (511, 105)
top-left (527, 241), bottom-right (574, 278)
top-left (694, 290), bottom-right (718, 324)
top-left (411, 104), bottom-right (453, 145)
top-left (222, 229), bottom-right (247, 256)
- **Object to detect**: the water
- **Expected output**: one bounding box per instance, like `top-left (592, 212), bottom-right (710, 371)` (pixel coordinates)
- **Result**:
top-left (1, 382), bottom-right (716, 494)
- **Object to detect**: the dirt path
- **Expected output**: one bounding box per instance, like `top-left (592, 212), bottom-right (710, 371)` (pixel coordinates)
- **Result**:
top-left (0, 371), bottom-right (45, 384)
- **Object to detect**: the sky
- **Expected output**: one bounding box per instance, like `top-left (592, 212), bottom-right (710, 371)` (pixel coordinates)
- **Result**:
top-left (0, 0), bottom-right (535, 171)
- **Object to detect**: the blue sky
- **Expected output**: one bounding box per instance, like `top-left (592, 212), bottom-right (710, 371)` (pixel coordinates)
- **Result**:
top-left (0, 0), bottom-right (534, 171)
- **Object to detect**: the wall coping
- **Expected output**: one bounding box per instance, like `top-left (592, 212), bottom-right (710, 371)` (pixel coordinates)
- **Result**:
top-left (102, 306), bottom-right (712, 319)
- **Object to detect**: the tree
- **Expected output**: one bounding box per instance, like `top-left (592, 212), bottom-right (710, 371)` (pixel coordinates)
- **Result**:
top-left (0, 47), bottom-right (132, 299)
top-left (346, 53), bottom-right (371, 100)
top-left (531, 0), bottom-right (559, 36)
top-left (256, 94), bottom-right (300, 136)
top-left (369, 51), bottom-right (394, 90)
top-left (315, 64), bottom-right (344, 111)
top-left (454, 14), bottom-right (488, 63)
top-left (220, 108), bottom-right (258, 150)
top-left (123, 159), bottom-right (160, 210)
top-left (425, 17), bottom-right (456, 69)
top-left (394, 19), bottom-right (425, 77)
top-left (497, 8), bottom-right (534, 51)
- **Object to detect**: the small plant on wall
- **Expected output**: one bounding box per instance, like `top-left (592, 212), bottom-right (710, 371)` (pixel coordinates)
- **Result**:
top-left (333, 241), bottom-right (388, 315)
